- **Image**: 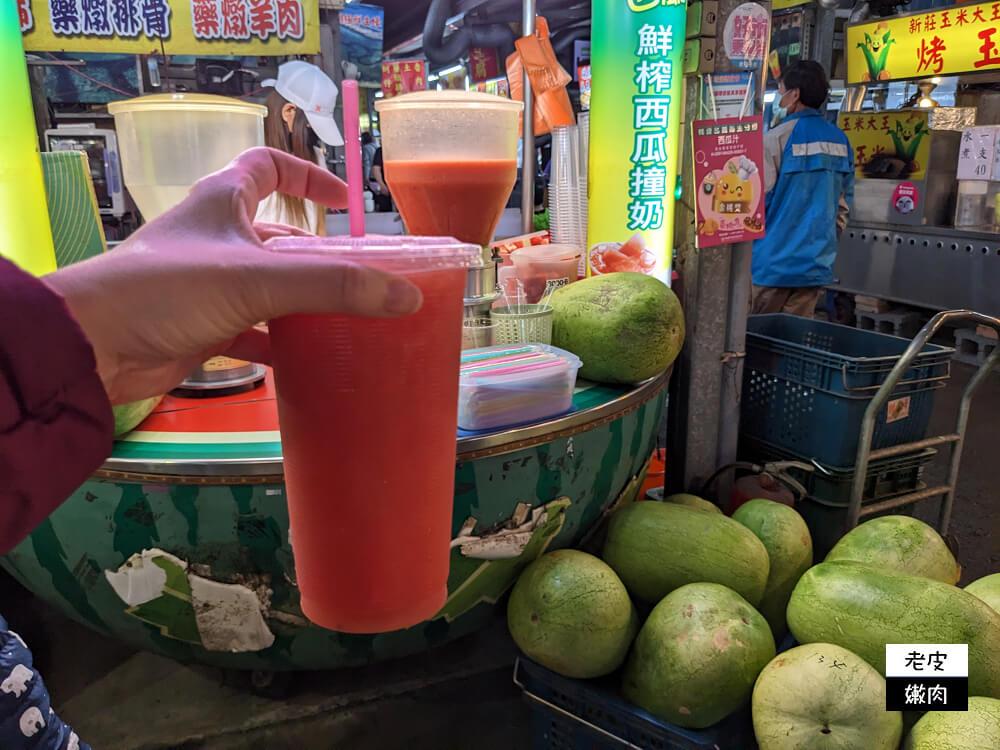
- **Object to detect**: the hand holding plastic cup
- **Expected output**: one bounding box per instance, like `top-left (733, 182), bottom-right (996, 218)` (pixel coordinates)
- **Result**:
top-left (267, 234), bottom-right (478, 633)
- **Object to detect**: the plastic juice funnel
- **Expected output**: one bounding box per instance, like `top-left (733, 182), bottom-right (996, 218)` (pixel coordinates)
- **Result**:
top-left (108, 93), bottom-right (265, 221)
top-left (375, 91), bottom-right (522, 248)
top-left (266, 235), bottom-right (479, 633)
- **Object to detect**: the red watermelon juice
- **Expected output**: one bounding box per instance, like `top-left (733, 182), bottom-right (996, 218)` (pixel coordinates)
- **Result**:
top-left (267, 236), bottom-right (478, 633)
top-left (384, 159), bottom-right (517, 247)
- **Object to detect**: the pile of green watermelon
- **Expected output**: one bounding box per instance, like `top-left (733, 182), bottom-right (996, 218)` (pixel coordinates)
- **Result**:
top-left (507, 497), bottom-right (1000, 749)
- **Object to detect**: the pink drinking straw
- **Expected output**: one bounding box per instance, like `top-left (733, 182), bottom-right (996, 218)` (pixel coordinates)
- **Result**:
top-left (342, 78), bottom-right (365, 238)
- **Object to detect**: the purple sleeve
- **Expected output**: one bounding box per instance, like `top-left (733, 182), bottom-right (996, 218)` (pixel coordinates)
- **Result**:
top-left (0, 257), bottom-right (113, 555)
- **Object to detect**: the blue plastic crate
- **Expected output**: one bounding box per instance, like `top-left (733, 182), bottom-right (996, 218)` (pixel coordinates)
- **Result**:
top-left (739, 436), bottom-right (933, 556)
top-left (514, 658), bottom-right (758, 750)
top-left (740, 436), bottom-right (935, 507)
top-left (742, 315), bottom-right (953, 466)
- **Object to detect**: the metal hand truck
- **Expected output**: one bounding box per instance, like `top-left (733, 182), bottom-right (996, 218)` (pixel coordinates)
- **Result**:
top-left (847, 310), bottom-right (1000, 535)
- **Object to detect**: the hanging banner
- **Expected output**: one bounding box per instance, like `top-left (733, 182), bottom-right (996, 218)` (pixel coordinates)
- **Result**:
top-left (19, 0), bottom-right (319, 54)
top-left (847, 2), bottom-right (1000, 84)
top-left (587, 0), bottom-right (686, 282)
top-left (339, 3), bottom-right (383, 86)
top-left (838, 110), bottom-right (930, 181)
top-left (692, 116), bottom-right (765, 248)
top-left (381, 59), bottom-right (426, 99)
top-left (468, 46), bottom-right (499, 83)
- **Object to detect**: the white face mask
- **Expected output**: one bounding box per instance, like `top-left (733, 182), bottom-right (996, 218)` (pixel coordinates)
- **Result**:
top-left (771, 89), bottom-right (795, 126)
top-left (771, 99), bottom-right (788, 126)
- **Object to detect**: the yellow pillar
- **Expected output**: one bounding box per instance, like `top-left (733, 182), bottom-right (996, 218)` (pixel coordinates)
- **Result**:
top-left (1, 2), bottom-right (57, 276)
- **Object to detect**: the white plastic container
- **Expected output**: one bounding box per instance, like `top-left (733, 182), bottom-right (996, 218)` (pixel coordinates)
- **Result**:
top-left (458, 344), bottom-right (582, 431)
top-left (108, 93), bottom-right (265, 221)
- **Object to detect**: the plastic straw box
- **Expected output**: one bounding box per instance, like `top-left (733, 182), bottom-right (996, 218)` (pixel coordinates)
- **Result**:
top-left (458, 344), bottom-right (582, 431)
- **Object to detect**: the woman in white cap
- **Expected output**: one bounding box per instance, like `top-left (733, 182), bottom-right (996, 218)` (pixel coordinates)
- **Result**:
top-left (257, 60), bottom-right (345, 235)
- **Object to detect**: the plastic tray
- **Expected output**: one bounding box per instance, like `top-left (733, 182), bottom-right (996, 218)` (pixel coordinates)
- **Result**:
top-left (458, 344), bottom-right (582, 431)
top-left (515, 658), bottom-right (757, 750)
top-left (741, 314), bottom-right (953, 466)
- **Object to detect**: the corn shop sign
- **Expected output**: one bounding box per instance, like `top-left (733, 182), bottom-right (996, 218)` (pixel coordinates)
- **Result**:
top-left (18, 0), bottom-right (320, 54)
top-left (847, 1), bottom-right (1000, 83)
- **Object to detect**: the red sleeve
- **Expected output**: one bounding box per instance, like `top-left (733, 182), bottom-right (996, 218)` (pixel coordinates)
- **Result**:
top-left (0, 257), bottom-right (113, 554)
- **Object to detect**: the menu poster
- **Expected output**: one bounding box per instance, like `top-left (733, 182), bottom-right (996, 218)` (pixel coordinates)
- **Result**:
top-left (381, 60), bottom-right (426, 99)
top-left (692, 115), bottom-right (766, 248)
top-left (957, 125), bottom-right (999, 181)
top-left (702, 72), bottom-right (753, 119)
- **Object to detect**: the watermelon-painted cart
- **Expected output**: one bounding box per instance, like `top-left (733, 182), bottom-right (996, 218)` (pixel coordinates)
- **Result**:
top-left (1, 369), bottom-right (667, 673)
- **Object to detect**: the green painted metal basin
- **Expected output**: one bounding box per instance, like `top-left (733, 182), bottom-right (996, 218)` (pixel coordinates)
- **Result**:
top-left (3, 371), bottom-right (667, 670)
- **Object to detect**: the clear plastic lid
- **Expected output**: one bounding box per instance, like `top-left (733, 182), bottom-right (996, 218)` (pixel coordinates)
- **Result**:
top-left (459, 343), bottom-right (582, 386)
top-left (374, 90), bottom-right (523, 113)
top-left (510, 243), bottom-right (582, 264)
top-left (374, 91), bottom-right (522, 163)
top-left (266, 234), bottom-right (480, 271)
top-left (108, 93), bottom-right (265, 116)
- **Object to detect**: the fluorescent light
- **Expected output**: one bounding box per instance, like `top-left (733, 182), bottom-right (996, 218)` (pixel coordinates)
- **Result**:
top-left (436, 64), bottom-right (464, 77)
top-left (427, 73), bottom-right (439, 82)
top-left (764, 91), bottom-right (776, 103)
top-left (374, 91), bottom-right (384, 98)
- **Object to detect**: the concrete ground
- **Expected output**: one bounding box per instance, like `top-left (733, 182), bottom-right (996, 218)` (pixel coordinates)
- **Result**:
top-left (1, 361), bottom-right (996, 749)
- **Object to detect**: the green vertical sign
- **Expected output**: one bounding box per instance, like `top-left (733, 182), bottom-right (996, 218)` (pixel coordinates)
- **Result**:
top-left (587, 0), bottom-right (687, 283)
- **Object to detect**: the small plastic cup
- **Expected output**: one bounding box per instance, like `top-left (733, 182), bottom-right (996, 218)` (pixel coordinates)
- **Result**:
top-left (462, 317), bottom-right (496, 350)
top-left (490, 304), bottom-right (554, 345)
top-left (510, 244), bottom-right (581, 303)
top-left (266, 235), bottom-right (479, 633)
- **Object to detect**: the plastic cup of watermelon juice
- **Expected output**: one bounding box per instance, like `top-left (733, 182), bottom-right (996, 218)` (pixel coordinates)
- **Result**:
top-left (266, 235), bottom-right (479, 633)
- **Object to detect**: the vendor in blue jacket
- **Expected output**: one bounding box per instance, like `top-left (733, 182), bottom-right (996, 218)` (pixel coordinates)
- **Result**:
top-left (751, 61), bottom-right (854, 317)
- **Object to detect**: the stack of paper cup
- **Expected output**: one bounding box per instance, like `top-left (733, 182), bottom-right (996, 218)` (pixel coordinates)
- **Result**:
top-left (549, 125), bottom-right (586, 276)
top-left (577, 112), bottom-right (590, 277)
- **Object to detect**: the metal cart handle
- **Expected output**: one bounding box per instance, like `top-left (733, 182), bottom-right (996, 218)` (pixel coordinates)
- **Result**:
top-left (847, 310), bottom-right (1000, 533)
top-left (840, 360), bottom-right (951, 393)
top-left (512, 658), bottom-right (642, 749)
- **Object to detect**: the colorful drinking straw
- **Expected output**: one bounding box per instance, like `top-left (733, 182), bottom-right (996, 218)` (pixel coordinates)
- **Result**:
top-left (341, 79), bottom-right (365, 238)
top-left (1, 4), bottom-right (57, 276)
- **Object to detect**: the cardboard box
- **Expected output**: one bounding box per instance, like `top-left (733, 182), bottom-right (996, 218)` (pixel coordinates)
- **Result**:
top-left (683, 38), bottom-right (716, 75)
top-left (854, 295), bottom-right (892, 314)
top-left (686, 1), bottom-right (719, 39)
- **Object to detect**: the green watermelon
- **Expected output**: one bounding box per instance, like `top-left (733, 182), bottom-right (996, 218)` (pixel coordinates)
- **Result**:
top-left (622, 582), bottom-right (775, 729)
top-left (825, 515), bottom-right (960, 584)
top-left (752, 643), bottom-right (902, 750)
top-left (732, 499), bottom-right (813, 639)
top-left (112, 396), bottom-right (162, 437)
top-left (664, 493), bottom-right (723, 514)
top-left (966, 573), bottom-right (1000, 615)
top-left (602, 500), bottom-right (770, 606)
top-left (787, 561), bottom-right (1000, 698)
top-left (903, 696), bottom-right (1000, 750)
top-left (507, 549), bottom-right (638, 679)
top-left (549, 272), bottom-right (684, 384)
